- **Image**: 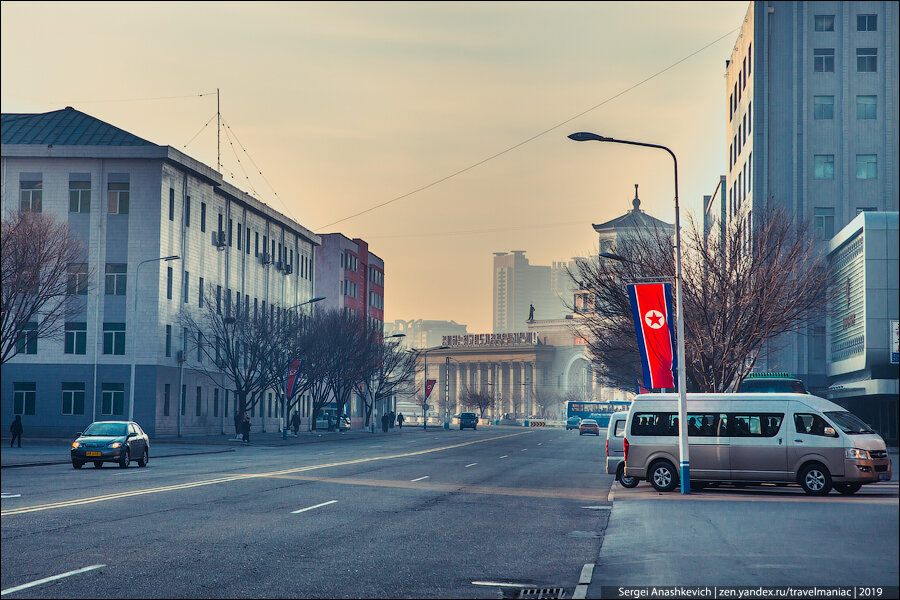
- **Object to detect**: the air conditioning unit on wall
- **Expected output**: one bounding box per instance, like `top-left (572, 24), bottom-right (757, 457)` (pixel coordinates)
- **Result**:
top-left (214, 231), bottom-right (226, 249)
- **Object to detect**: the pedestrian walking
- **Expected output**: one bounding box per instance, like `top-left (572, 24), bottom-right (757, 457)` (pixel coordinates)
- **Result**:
top-left (291, 412), bottom-right (301, 436)
top-left (241, 415), bottom-right (251, 443)
top-left (234, 411), bottom-right (242, 439)
top-left (10, 415), bottom-right (23, 448)
top-left (389, 411), bottom-right (396, 428)
top-left (381, 413), bottom-right (389, 433)
top-left (397, 412), bottom-right (404, 429)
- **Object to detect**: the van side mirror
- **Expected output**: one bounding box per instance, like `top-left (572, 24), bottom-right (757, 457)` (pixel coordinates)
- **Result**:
top-left (823, 426), bottom-right (837, 437)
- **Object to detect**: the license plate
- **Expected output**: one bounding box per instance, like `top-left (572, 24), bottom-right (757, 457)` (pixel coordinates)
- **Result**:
top-left (878, 473), bottom-right (890, 481)
top-left (86, 451), bottom-right (101, 457)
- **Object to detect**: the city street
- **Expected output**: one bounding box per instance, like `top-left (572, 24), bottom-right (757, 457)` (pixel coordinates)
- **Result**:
top-left (1, 427), bottom-right (612, 598)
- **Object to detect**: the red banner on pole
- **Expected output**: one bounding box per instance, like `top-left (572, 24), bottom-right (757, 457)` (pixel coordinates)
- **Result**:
top-left (425, 379), bottom-right (436, 400)
top-left (285, 360), bottom-right (303, 399)
top-left (627, 283), bottom-right (676, 390)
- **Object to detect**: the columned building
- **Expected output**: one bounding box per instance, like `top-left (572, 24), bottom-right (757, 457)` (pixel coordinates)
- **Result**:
top-left (2, 107), bottom-right (321, 437)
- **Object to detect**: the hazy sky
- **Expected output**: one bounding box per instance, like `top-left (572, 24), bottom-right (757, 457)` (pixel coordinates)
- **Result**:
top-left (2, 1), bottom-right (749, 333)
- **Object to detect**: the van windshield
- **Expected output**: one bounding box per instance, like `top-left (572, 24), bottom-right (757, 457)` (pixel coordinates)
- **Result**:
top-left (824, 411), bottom-right (875, 435)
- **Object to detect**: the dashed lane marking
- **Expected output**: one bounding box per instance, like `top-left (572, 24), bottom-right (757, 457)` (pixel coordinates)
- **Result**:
top-left (291, 500), bottom-right (338, 514)
top-left (410, 476), bottom-right (429, 482)
top-left (1, 565), bottom-right (105, 596)
top-left (465, 463), bottom-right (478, 468)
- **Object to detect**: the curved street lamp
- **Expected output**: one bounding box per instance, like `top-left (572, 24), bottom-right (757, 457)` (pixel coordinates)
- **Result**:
top-left (569, 131), bottom-right (691, 494)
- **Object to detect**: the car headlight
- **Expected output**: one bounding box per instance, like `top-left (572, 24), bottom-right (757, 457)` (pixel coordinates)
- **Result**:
top-left (108, 442), bottom-right (123, 449)
top-left (72, 441), bottom-right (81, 449)
top-left (845, 448), bottom-right (870, 460)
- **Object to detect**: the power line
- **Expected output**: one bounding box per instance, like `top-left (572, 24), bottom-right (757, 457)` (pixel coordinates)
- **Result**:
top-left (366, 219), bottom-right (588, 240)
top-left (68, 92), bottom-right (217, 104)
top-left (181, 113), bottom-right (218, 150)
top-left (316, 26), bottom-right (740, 231)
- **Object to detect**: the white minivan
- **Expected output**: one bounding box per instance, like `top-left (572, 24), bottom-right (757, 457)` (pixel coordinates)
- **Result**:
top-left (606, 411), bottom-right (640, 488)
top-left (623, 393), bottom-right (892, 495)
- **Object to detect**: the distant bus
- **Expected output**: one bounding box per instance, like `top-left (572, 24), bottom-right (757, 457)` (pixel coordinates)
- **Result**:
top-left (565, 401), bottom-right (631, 427)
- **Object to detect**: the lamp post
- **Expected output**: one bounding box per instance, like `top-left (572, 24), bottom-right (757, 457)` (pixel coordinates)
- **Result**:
top-left (282, 296), bottom-right (325, 439)
top-left (569, 131), bottom-right (690, 494)
top-left (371, 333), bottom-right (406, 433)
top-left (129, 255), bottom-right (180, 422)
top-left (442, 356), bottom-right (455, 430)
top-left (420, 345), bottom-right (450, 430)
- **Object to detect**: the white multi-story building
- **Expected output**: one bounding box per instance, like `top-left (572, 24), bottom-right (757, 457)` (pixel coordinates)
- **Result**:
top-left (724, 1), bottom-right (899, 391)
top-left (2, 107), bottom-right (320, 437)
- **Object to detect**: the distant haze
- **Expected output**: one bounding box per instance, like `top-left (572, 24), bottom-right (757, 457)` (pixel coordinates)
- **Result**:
top-left (1, 1), bottom-right (749, 332)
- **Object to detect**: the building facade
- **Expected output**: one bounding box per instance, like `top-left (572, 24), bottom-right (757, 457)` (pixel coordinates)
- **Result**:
top-left (492, 251), bottom-right (568, 333)
top-left (384, 319), bottom-right (468, 350)
top-left (724, 1), bottom-right (899, 388)
top-left (314, 234), bottom-right (384, 331)
top-left (2, 107), bottom-right (320, 437)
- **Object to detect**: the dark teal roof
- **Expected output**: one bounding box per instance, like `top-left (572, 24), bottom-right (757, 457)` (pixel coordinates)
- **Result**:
top-left (1, 107), bottom-right (157, 146)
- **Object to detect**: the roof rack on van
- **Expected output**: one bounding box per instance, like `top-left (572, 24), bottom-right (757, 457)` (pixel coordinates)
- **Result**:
top-left (745, 372), bottom-right (797, 379)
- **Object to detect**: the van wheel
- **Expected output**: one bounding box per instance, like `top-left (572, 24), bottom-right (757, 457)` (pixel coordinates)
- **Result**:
top-left (618, 465), bottom-right (639, 488)
top-left (834, 483), bottom-right (861, 495)
top-left (799, 463), bottom-right (832, 495)
top-left (648, 460), bottom-right (678, 492)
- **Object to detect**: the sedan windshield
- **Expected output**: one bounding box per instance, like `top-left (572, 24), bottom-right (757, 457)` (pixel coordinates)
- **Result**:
top-left (581, 420), bottom-right (597, 425)
top-left (824, 411), bottom-right (875, 435)
top-left (82, 423), bottom-right (128, 437)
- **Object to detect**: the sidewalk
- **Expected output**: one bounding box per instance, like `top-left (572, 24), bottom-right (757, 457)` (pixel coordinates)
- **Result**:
top-left (0, 423), bottom-right (450, 469)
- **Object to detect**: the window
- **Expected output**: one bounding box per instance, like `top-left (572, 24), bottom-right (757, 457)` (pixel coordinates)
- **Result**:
top-left (237, 223), bottom-right (242, 250)
top-left (169, 188), bottom-right (175, 221)
top-left (228, 219), bottom-right (233, 246)
top-left (184, 196), bottom-right (191, 227)
top-left (856, 14), bottom-right (876, 31)
top-left (814, 14), bottom-right (834, 31)
top-left (201, 202), bottom-right (207, 232)
top-left (62, 382), bottom-right (86, 415)
top-left (857, 48), bottom-right (877, 72)
top-left (13, 382), bottom-right (36, 415)
top-left (103, 322), bottom-right (126, 355)
top-left (17, 322), bottom-right (38, 355)
top-left (731, 415), bottom-right (763, 437)
top-left (196, 386), bottom-right (202, 416)
top-left (814, 48), bottom-right (834, 72)
top-left (214, 389), bottom-right (219, 417)
top-left (857, 95), bottom-right (876, 120)
top-left (165, 324), bottom-right (172, 357)
top-left (65, 322), bottom-right (87, 355)
top-left (630, 413), bottom-right (678, 436)
top-left (814, 207), bottom-right (835, 239)
top-left (105, 263), bottom-right (127, 296)
top-left (20, 180), bottom-right (42, 212)
top-left (856, 154), bottom-right (877, 179)
top-left (197, 332), bottom-right (204, 362)
top-left (167, 267), bottom-right (173, 300)
top-left (198, 277), bottom-right (204, 308)
top-left (686, 414), bottom-right (726, 437)
top-left (246, 228), bottom-right (250, 255)
top-left (108, 182), bottom-right (129, 214)
top-left (67, 263), bottom-right (89, 295)
top-left (181, 384), bottom-right (186, 416)
top-left (101, 383), bottom-right (125, 416)
top-left (69, 180), bottom-right (91, 213)
top-left (794, 413), bottom-right (837, 437)
top-left (747, 102), bottom-right (751, 132)
top-left (814, 154), bottom-right (834, 179)
top-left (255, 232), bottom-right (259, 256)
top-left (183, 271), bottom-right (190, 304)
top-left (164, 383), bottom-right (171, 416)
top-left (813, 95), bottom-right (834, 120)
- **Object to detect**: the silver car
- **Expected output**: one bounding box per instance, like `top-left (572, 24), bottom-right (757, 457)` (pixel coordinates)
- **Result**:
top-left (606, 411), bottom-right (639, 488)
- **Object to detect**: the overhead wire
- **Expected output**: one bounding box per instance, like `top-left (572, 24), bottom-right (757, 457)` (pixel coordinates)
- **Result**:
top-left (67, 92), bottom-right (217, 104)
top-left (181, 113), bottom-right (218, 150)
top-left (316, 25), bottom-right (741, 231)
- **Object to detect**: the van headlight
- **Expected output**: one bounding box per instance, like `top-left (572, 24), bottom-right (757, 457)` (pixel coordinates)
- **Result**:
top-left (845, 448), bottom-right (870, 460)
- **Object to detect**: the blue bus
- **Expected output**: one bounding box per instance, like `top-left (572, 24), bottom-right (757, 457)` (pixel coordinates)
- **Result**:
top-left (565, 401), bottom-right (631, 427)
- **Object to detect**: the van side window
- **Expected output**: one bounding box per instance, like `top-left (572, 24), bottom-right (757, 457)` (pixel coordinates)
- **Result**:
top-left (687, 413), bottom-right (724, 436)
top-left (794, 413), bottom-right (836, 437)
top-left (631, 413), bottom-right (677, 436)
top-left (732, 415), bottom-right (763, 437)
top-left (614, 420), bottom-right (626, 437)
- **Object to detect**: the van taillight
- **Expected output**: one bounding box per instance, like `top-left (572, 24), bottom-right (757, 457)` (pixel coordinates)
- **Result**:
top-left (623, 437), bottom-right (629, 461)
top-left (606, 440), bottom-right (609, 457)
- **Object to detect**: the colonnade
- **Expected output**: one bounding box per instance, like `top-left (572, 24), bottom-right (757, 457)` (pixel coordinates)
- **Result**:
top-left (429, 359), bottom-right (540, 421)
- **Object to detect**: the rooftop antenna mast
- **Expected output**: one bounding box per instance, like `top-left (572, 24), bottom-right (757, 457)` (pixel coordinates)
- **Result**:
top-left (217, 88), bottom-right (221, 172)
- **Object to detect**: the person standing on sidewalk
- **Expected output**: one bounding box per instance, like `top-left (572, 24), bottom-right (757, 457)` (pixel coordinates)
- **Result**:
top-left (397, 412), bottom-right (404, 429)
top-left (291, 412), bottom-right (301, 436)
top-left (241, 415), bottom-right (251, 443)
top-left (381, 413), bottom-right (389, 433)
top-left (234, 411), bottom-right (242, 439)
top-left (9, 415), bottom-right (23, 448)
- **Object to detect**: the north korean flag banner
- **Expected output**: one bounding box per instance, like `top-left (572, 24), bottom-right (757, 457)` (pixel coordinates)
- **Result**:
top-left (424, 379), bottom-right (436, 401)
top-left (627, 283), bottom-right (677, 390)
top-left (635, 379), bottom-right (651, 395)
top-left (285, 360), bottom-right (303, 399)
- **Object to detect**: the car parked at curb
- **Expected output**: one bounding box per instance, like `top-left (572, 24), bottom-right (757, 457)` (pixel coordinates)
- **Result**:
top-left (579, 418), bottom-right (600, 436)
top-left (71, 421), bottom-right (149, 469)
top-left (606, 411), bottom-right (639, 487)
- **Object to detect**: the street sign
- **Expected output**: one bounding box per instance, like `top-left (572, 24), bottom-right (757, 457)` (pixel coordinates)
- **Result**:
top-left (422, 404), bottom-right (429, 411)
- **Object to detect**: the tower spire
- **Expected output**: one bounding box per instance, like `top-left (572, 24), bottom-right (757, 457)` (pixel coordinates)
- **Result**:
top-left (632, 183), bottom-right (641, 212)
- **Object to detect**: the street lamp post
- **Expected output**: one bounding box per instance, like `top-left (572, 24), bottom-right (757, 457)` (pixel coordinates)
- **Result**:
top-left (569, 131), bottom-right (690, 494)
top-left (371, 333), bottom-right (405, 434)
top-left (282, 296), bottom-right (326, 439)
top-left (129, 255), bottom-right (180, 423)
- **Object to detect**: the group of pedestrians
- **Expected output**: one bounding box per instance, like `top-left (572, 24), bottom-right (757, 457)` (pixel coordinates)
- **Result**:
top-left (233, 411), bottom-right (252, 443)
top-left (380, 411), bottom-right (405, 432)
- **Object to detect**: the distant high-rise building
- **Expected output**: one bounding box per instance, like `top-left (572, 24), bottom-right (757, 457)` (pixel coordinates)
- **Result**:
top-left (492, 251), bottom-right (564, 333)
top-left (724, 1), bottom-right (899, 389)
top-left (385, 319), bottom-right (468, 350)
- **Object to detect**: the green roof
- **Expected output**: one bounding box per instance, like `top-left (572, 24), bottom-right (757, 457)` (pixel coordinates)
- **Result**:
top-left (1, 107), bottom-right (157, 147)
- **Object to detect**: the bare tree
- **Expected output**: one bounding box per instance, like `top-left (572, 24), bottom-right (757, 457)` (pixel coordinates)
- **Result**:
top-left (568, 208), bottom-right (831, 392)
top-left (359, 329), bottom-right (416, 427)
top-left (532, 389), bottom-right (562, 419)
top-left (1, 208), bottom-right (87, 364)
top-left (460, 387), bottom-right (495, 419)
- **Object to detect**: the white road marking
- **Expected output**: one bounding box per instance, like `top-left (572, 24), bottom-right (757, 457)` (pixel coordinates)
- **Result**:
top-left (521, 448), bottom-right (527, 451)
top-left (1, 493), bottom-right (21, 499)
top-left (410, 476), bottom-right (429, 482)
top-left (316, 451), bottom-right (334, 455)
top-left (498, 455), bottom-right (508, 459)
top-left (581, 506), bottom-right (612, 510)
top-left (572, 563), bottom-right (595, 599)
top-left (465, 463), bottom-right (478, 468)
top-left (1, 564), bottom-right (105, 596)
top-left (472, 582), bottom-right (529, 588)
top-left (537, 443), bottom-right (542, 446)
top-left (291, 500), bottom-right (338, 514)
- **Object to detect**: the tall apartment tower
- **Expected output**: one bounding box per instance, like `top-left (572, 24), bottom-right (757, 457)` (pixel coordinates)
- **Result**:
top-left (492, 251), bottom-right (560, 333)
top-left (725, 1), bottom-right (899, 388)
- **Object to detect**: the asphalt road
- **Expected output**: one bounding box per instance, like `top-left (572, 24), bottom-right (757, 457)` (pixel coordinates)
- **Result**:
top-left (1, 427), bottom-right (612, 599)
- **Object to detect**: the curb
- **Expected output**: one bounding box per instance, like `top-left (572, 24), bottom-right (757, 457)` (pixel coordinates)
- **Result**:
top-left (1, 447), bottom-right (235, 470)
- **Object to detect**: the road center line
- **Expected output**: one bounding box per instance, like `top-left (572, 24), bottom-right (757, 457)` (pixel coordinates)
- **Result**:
top-left (291, 500), bottom-right (338, 514)
top-left (1, 564), bottom-right (105, 596)
top-left (3, 431), bottom-right (533, 516)
top-left (465, 463), bottom-right (478, 468)
top-left (410, 476), bottom-right (429, 482)
top-left (498, 455), bottom-right (508, 459)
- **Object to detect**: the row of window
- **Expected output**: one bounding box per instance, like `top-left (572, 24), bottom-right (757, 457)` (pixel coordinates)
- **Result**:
top-left (20, 179), bottom-right (129, 214)
top-left (369, 291), bottom-right (384, 310)
top-left (814, 47), bottom-right (878, 73)
top-left (340, 251), bottom-right (359, 272)
top-left (729, 103), bottom-right (751, 170)
top-left (341, 279), bottom-right (358, 298)
top-left (630, 412), bottom-right (839, 438)
top-left (813, 153), bottom-right (877, 180)
top-left (12, 381), bottom-right (122, 416)
top-left (729, 44), bottom-right (751, 121)
top-left (17, 322), bottom-right (125, 356)
top-left (813, 94), bottom-right (877, 120)
top-left (369, 266), bottom-right (384, 286)
top-left (814, 13), bottom-right (877, 33)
